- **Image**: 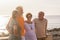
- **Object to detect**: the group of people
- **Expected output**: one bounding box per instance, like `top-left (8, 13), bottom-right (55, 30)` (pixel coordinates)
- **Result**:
top-left (6, 6), bottom-right (48, 40)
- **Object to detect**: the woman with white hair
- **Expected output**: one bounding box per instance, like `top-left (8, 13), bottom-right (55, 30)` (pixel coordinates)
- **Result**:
top-left (6, 10), bottom-right (21, 40)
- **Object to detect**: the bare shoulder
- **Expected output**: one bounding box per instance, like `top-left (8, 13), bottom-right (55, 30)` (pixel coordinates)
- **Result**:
top-left (44, 18), bottom-right (48, 22)
top-left (33, 18), bottom-right (38, 21)
top-left (24, 21), bottom-right (27, 23)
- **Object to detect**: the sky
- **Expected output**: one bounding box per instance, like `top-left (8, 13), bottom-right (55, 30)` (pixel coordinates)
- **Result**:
top-left (0, 0), bottom-right (60, 16)
top-left (0, 0), bottom-right (60, 33)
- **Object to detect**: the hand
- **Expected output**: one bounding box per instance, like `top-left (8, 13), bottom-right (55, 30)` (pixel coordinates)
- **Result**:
top-left (14, 25), bottom-right (17, 30)
top-left (14, 29), bottom-right (18, 36)
top-left (21, 36), bottom-right (25, 40)
top-left (8, 30), bottom-right (12, 34)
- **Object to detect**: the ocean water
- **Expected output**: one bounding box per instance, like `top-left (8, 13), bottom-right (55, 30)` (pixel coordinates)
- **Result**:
top-left (0, 15), bottom-right (60, 33)
top-left (45, 15), bottom-right (60, 30)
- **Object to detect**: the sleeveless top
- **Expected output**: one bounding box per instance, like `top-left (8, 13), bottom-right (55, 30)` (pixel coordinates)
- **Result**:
top-left (8, 18), bottom-right (21, 36)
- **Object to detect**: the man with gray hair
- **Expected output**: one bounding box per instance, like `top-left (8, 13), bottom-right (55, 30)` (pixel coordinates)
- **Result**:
top-left (34, 11), bottom-right (48, 40)
top-left (16, 6), bottom-right (25, 40)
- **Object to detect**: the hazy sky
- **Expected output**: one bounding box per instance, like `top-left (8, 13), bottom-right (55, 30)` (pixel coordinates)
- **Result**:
top-left (0, 0), bottom-right (60, 33)
top-left (0, 0), bottom-right (60, 16)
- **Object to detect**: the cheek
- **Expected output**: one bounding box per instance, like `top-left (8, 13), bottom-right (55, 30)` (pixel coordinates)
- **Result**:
top-left (39, 16), bottom-right (43, 18)
top-left (18, 10), bottom-right (22, 13)
top-left (27, 18), bottom-right (32, 20)
top-left (39, 16), bottom-right (43, 19)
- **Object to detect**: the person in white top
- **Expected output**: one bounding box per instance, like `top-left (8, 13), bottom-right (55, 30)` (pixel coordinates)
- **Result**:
top-left (24, 13), bottom-right (37, 40)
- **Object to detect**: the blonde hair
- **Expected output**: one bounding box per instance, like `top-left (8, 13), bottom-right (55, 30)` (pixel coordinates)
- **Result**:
top-left (16, 6), bottom-right (23, 10)
top-left (12, 10), bottom-right (18, 18)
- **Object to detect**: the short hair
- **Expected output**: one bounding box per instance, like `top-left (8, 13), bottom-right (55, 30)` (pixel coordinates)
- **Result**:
top-left (16, 6), bottom-right (23, 10)
top-left (26, 13), bottom-right (32, 18)
top-left (38, 11), bottom-right (44, 16)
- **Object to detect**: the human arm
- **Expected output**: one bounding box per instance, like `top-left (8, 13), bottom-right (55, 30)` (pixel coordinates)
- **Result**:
top-left (45, 19), bottom-right (48, 36)
top-left (6, 18), bottom-right (12, 34)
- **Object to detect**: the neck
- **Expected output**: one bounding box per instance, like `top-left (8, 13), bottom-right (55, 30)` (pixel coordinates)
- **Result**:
top-left (18, 15), bottom-right (23, 17)
top-left (28, 20), bottom-right (31, 22)
top-left (39, 18), bottom-right (44, 21)
top-left (18, 13), bottom-right (23, 16)
top-left (26, 20), bottom-right (32, 24)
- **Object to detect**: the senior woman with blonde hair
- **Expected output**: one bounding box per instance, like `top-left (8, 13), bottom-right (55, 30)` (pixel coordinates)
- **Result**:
top-left (6, 10), bottom-right (21, 40)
